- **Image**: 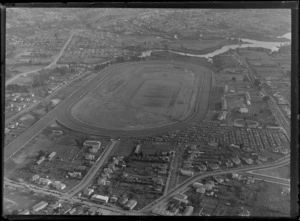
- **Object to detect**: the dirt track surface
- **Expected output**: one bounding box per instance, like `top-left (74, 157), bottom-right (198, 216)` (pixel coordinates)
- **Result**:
top-left (57, 60), bottom-right (212, 137)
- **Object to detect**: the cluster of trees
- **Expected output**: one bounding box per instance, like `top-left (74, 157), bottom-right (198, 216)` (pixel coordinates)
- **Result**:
top-left (6, 84), bottom-right (30, 93)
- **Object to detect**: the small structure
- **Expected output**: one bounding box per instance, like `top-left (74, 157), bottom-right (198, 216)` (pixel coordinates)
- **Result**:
top-left (224, 85), bottom-right (228, 94)
top-left (110, 196), bottom-right (118, 203)
top-left (83, 188), bottom-right (94, 196)
top-left (98, 178), bottom-right (108, 186)
top-left (239, 107), bottom-right (249, 113)
top-left (118, 197), bottom-right (129, 206)
top-left (68, 171), bottom-right (82, 179)
top-left (196, 187), bottom-right (206, 194)
top-left (85, 153), bottom-right (95, 160)
top-left (32, 201), bottom-right (48, 212)
top-left (217, 111), bottom-right (227, 121)
top-left (84, 140), bottom-right (101, 150)
top-left (36, 156), bottom-right (45, 165)
top-left (19, 209), bottom-right (30, 215)
top-left (192, 182), bottom-right (203, 189)
top-left (40, 178), bottom-right (52, 186)
top-left (134, 144), bottom-right (141, 154)
top-left (180, 169), bottom-right (194, 176)
top-left (48, 152), bottom-right (56, 161)
top-left (221, 97), bottom-right (228, 110)
top-left (31, 174), bottom-right (39, 182)
top-left (174, 192), bottom-right (188, 204)
top-left (52, 181), bottom-right (66, 190)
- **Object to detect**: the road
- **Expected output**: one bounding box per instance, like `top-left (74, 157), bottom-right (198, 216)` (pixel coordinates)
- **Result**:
top-left (67, 140), bottom-right (119, 196)
top-left (5, 71), bottom-right (91, 126)
top-left (139, 155), bottom-right (290, 213)
top-left (3, 155), bottom-right (289, 215)
top-left (4, 179), bottom-right (137, 216)
top-left (245, 171), bottom-right (290, 186)
top-left (56, 61), bottom-right (213, 137)
top-left (4, 70), bottom-right (103, 161)
top-left (5, 31), bottom-right (75, 86)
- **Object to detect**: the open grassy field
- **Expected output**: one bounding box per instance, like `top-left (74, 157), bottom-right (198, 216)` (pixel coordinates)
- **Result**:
top-left (70, 61), bottom-right (210, 131)
top-left (251, 165), bottom-right (290, 179)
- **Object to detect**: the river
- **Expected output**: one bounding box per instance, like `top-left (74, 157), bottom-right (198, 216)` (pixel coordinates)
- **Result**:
top-left (139, 32), bottom-right (291, 60)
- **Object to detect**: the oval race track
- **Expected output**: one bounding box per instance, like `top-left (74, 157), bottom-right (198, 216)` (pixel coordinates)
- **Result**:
top-left (56, 61), bottom-right (212, 137)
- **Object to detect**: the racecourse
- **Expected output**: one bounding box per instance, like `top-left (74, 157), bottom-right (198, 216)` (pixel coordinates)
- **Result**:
top-left (56, 60), bottom-right (212, 137)
top-left (4, 61), bottom-right (212, 161)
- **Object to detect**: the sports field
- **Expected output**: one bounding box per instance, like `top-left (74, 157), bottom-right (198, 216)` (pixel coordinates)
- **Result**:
top-left (57, 61), bottom-right (212, 136)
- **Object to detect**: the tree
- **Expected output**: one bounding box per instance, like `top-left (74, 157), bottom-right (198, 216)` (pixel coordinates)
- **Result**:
top-left (38, 150), bottom-right (46, 157)
top-left (263, 95), bottom-right (270, 103)
top-left (232, 77), bottom-right (236, 82)
top-left (11, 209), bottom-right (19, 215)
top-left (254, 78), bottom-right (261, 87)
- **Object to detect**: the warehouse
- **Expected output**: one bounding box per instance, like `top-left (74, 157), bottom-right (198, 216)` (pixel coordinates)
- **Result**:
top-left (91, 194), bottom-right (109, 204)
top-left (32, 201), bottom-right (48, 212)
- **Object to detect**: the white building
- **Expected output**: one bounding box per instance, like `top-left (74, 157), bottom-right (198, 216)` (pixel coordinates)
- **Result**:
top-left (48, 152), bottom-right (56, 161)
top-left (239, 107), bottom-right (248, 113)
top-left (91, 194), bottom-right (109, 204)
top-left (180, 169), bottom-right (194, 176)
top-left (32, 201), bottom-right (48, 212)
top-left (192, 182), bottom-right (203, 188)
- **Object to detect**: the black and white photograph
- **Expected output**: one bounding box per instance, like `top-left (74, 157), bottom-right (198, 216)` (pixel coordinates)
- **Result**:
top-left (2, 2), bottom-right (298, 218)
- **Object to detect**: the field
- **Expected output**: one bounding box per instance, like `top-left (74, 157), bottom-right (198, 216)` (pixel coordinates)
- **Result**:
top-left (72, 61), bottom-right (204, 130)
top-left (239, 50), bottom-right (286, 80)
top-left (251, 165), bottom-right (290, 179)
top-left (3, 187), bottom-right (50, 214)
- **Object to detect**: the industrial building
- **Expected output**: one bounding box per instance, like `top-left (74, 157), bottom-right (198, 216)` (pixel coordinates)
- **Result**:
top-left (91, 194), bottom-right (109, 204)
top-left (32, 201), bottom-right (48, 212)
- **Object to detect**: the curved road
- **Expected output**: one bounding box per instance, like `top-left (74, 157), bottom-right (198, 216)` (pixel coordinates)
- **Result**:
top-left (56, 61), bottom-right (212, 137)
top-left (67, 140), bottom-right (118, 196)
top-left (139, 155), bottom-right (290, 213)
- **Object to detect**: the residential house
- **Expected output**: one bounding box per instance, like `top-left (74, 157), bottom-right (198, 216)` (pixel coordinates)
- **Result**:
top-left (124, 199), bottom-right (137, 210)
top-left (83, 188), bottom-right (94, 196)
top-left (180, 169), bottom-right (194, 176)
